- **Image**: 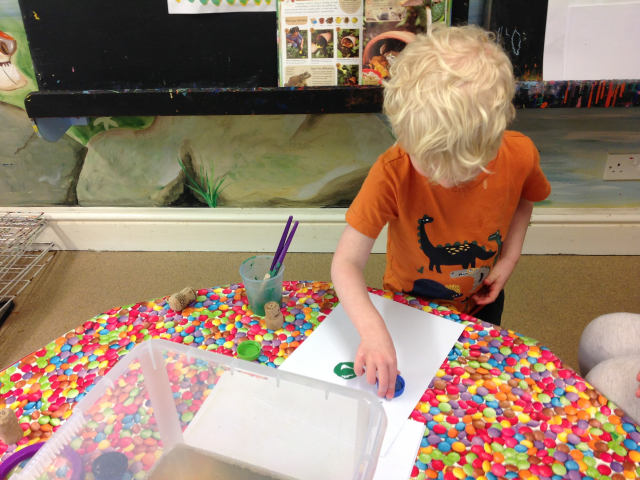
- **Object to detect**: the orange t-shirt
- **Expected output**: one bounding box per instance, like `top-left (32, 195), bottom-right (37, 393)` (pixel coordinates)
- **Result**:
top-left (346, 131), bottom-right (551, 314)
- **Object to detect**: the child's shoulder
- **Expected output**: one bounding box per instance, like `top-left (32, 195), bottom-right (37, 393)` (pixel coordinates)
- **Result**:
top-left (501, 131), bottom-right (537, 167)
top-left (502, 130), bottom-right (535, 151)
top-left (377, 144), bottom-right (411, 168)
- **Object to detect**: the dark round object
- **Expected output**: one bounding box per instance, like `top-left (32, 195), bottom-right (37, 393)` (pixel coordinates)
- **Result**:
top-left (92, 452), bottom-right (129, 480)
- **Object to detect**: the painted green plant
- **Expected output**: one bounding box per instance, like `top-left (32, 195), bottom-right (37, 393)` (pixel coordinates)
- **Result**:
top-left (178, 158), bottom-right (229, 208)
top-left (68, 116), bottom-right (155, 146)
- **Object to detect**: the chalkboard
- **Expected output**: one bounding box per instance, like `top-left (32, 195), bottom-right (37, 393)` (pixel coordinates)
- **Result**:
top-left (451, 0), bottom-right (471, 27)
top-left (17, 0), bottom-right (278, 91)
top-left (488, 0), bottom-right (548, 80)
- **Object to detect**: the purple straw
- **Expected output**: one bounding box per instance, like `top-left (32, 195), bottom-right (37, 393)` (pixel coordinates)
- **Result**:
top-left (273, 221), bottom-right (298, 275)
top-left (270, 216), bottom-right (293, 271)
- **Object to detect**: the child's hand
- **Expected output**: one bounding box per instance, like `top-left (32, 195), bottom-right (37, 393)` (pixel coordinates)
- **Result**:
top-left (471, 258), bottom-right (516, 306)
top-left (354, 329), bottom-right (399, 399)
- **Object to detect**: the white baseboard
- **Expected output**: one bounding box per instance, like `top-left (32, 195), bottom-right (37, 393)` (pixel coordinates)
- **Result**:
top-left (1, 207), bottom-right (639, 255)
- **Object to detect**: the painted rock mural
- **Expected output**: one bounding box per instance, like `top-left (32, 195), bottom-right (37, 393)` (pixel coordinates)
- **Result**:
top-left (0, 102), bottom-right (85, 206)
top-left (76, 114), bottom-right (396, 207)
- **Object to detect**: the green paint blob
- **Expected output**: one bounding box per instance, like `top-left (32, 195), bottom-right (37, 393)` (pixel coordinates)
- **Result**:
top-left (333, 362), bottom-right (357, 380)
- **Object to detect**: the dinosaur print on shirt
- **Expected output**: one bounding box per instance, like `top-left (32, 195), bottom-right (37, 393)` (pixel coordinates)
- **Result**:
top-left (405, 278), bottom-right (463, 301)
top-left (488, 230), bottom-right (503, 267)
top-left (417, 215), bottom-right (496, 274)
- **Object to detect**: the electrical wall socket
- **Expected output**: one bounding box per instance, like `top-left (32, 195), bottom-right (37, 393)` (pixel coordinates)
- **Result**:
top-left (603, 154), bottom-right (640, 181)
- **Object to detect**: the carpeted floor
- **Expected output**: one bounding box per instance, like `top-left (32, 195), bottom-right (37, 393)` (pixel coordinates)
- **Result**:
top-left (1, 252), bottom-right (639, 374)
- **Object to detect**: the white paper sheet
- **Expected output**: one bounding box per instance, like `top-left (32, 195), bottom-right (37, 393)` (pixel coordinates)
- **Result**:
top-left (279, 292), bottom-right (465, 455)
top-left (543, 0), bottom-right (640, 80)
top-left (168, 0), bottom-right (276, 14)
top-left (373, 420), bottom-right (425, 480)
top-left (564, 2), bottom-right (640, 80)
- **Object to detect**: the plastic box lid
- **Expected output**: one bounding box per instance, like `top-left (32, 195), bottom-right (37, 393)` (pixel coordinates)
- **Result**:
top-left (14, 340), bottom-right (387, 480)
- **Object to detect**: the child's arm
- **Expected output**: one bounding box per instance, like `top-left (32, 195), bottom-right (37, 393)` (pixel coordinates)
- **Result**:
top-left (472, 198), bottom-right (534, 305)
top-left (331, 225), bottom-right (399, 399)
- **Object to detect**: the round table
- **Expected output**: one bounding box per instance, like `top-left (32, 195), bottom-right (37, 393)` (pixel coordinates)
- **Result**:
top-left (1, 281), bottom-right (639, 480)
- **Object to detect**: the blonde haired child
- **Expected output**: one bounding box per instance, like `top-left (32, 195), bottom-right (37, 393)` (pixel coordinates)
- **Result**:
top-left (331, 25), bottom-right (550, 399)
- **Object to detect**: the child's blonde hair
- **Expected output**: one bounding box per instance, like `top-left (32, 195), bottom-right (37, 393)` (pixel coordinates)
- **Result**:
top-left (383, 25), bottom-right (516, 185)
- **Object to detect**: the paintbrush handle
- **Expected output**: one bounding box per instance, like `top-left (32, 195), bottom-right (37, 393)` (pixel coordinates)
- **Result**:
top-left (271, 216), bottom-right (293, 271)
top-left (273, 221), bottom-right (298, 275)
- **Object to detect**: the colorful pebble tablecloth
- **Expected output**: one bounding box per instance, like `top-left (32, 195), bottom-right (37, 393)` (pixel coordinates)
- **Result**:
top-left (1, 281), bottom-right (640, 480)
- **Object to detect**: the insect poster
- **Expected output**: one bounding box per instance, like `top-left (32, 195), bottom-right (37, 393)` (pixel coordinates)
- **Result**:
top-left (279, 0), bottom-right (364, 86)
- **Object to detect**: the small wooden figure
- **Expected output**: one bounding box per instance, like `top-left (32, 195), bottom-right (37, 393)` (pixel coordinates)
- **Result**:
top-left (264, 301), bottom-right (284, 331)
top-left (0, 408), bottom-right (24, 445)
top-left (168, 287), bottom-right (197, 312)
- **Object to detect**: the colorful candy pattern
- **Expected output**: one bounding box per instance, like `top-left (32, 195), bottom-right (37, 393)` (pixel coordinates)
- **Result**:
top-left (0, 281), bottom-right (639, 480)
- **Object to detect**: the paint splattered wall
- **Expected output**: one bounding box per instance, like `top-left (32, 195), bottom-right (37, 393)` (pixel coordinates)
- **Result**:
top-left (1, 0), bottom-right (639, 208)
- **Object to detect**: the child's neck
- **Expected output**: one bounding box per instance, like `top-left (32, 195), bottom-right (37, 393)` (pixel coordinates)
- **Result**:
top-left (410, 156), bottom-right (456, 188)
top-left (436, 178), bottom-right (454, 188)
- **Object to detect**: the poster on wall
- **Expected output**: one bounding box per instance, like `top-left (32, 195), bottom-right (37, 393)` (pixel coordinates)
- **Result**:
top-left (168, 0), bottom-right (276, 13)
top-left (278, 0), bottom-right (364, 86)
top-left (362, 0), bottom-right (450, 85)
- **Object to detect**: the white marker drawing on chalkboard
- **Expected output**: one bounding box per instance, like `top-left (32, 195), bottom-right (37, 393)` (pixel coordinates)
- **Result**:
top-left (497, 27), bottom-right (524, 56)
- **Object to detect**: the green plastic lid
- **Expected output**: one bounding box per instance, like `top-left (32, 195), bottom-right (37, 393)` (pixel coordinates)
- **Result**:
top-left (237, 340), bottom-right (262, 362)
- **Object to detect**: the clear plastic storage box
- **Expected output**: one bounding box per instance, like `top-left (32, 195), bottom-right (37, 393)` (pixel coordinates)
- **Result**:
top-left (14, 340), bottom-right (386, 480)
